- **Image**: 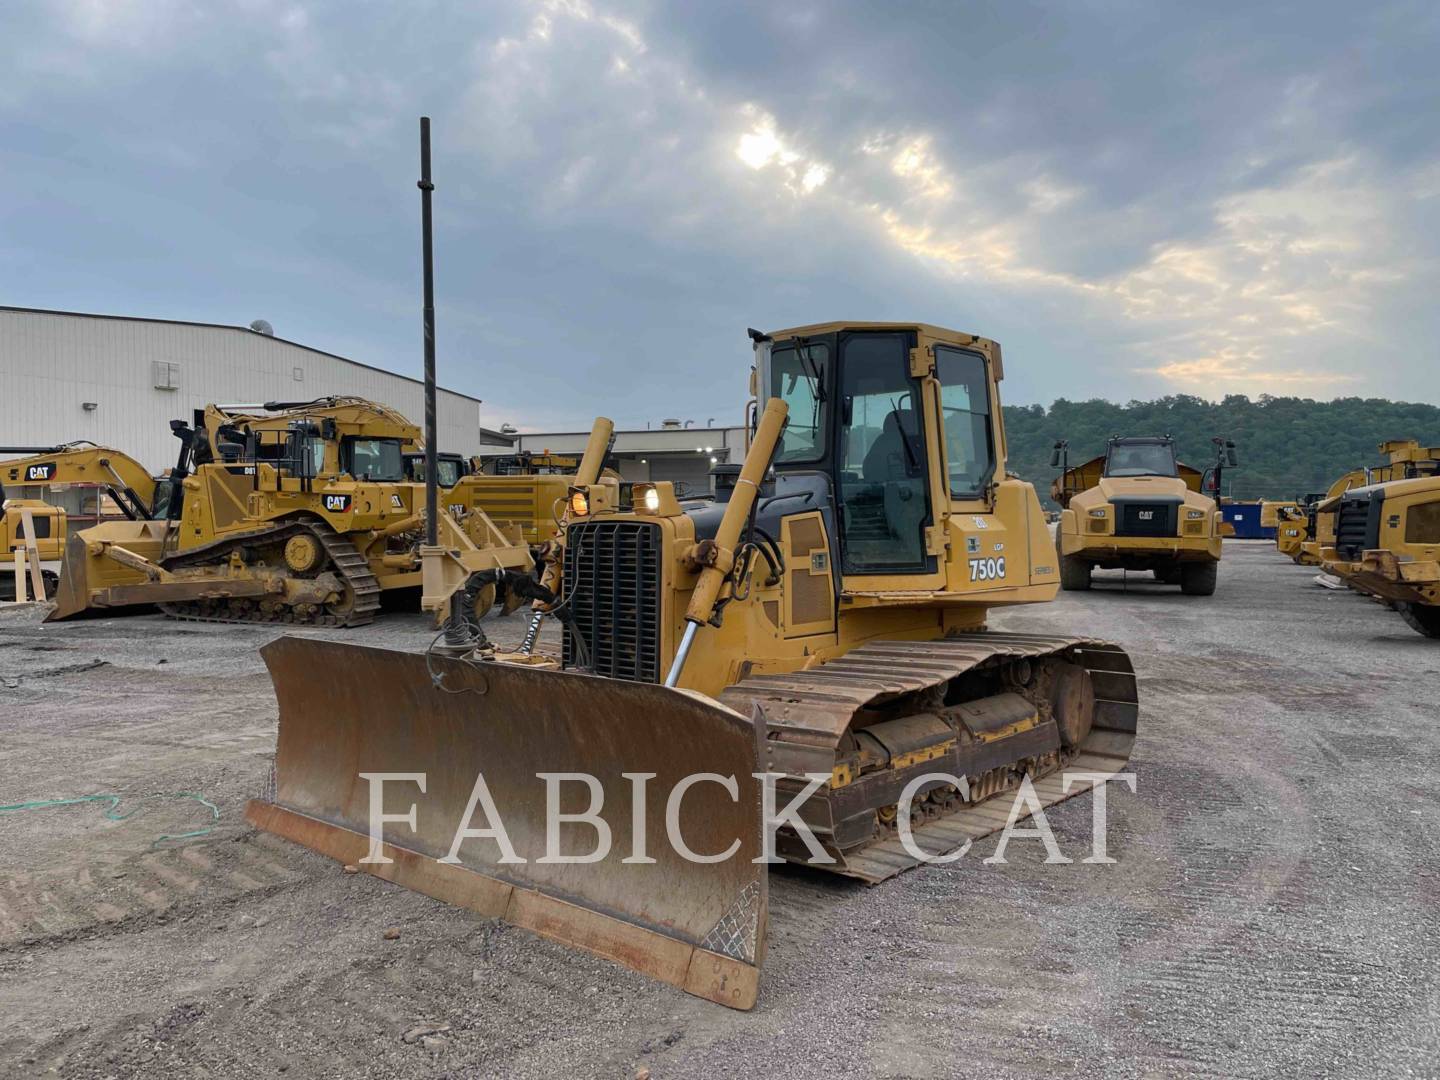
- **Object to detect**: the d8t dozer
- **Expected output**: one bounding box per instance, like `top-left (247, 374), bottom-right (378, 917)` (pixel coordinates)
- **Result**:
top-left (49, 397), bottom-right (532, 627)
top-left (250, 323), bottom-right (1139, 1009)
top-left (1052, 435), bottom-right (1233, 594)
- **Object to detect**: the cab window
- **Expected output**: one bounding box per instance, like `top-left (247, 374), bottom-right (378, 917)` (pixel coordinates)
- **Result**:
top-left (935, 346), bottom-right (996, 498)
top-left (769, 342), bottom-right (829, 463)
top-left (435, 459), bottom-right (463, 488)
top-left (343, 438), bottom-right (405, 482)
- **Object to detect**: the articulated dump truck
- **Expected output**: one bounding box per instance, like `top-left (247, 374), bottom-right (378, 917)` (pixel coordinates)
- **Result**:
top-left (48, 397), bottom-right (532, 627)
top-left (1293, 441), bottom-right (1440, 568)
top-left (1051, 435), bottom-right (1233, 595)
top-left (248, 322), bottom-right (1140, 1009)
top-left (1319, 442), bottom-right (1440, 637)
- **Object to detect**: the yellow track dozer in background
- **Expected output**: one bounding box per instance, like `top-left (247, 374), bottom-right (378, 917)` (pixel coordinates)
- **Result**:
top-left (250, 322), bottom-right (1139, 1009)
top-left (48, 398), bottom-right (532, 627)
top-left (1051, 435), bottom-right (1233, 594)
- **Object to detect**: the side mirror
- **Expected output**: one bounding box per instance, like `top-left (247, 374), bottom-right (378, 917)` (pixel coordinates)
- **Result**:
top-left (841, 395), bottom-right (855, 426)
top-left (1050, 447), bottom-right (1062, 468)
top-left (1226, 445), bottom-right (1239, 467)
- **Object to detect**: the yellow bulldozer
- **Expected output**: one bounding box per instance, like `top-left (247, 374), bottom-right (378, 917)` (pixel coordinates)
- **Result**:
top-left (1051, 435), bottom-right (1233, 595)
top-left (1, 441), bottom-right (176, 600)
top-left (1319, 444), bottom-right (1440, 635)
top-left (48, 397), bottom-right (532, 627)
top-left (247, 320), bottom-right (1140, 1009)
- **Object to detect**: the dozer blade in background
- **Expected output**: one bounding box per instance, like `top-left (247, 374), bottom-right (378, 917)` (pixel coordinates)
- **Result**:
top-left (246, 637), bottom-right (768, 1009)
top-left (46, 533), bottom-right (93, 621)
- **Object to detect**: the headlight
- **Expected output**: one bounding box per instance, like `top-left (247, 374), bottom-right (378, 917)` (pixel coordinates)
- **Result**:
top-left (1186, 509), bottom-right (1205, 520)
top-left (643, 486), bottom-right (661, 513)
top-left (1088, 508), bottom-right (1108, 518)
top-left (568, 489), bottom-right (589, 516)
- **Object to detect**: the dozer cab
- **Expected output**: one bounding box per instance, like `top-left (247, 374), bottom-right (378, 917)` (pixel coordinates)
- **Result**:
top-left (1319, 442), bottom-right (1440, 636)
top-left (250, 322), bottom-right (1139, 1009)
top-left (1052, 435), bottom-right (1232, 595)
top-left (48, 397), bottom-right (531, 627)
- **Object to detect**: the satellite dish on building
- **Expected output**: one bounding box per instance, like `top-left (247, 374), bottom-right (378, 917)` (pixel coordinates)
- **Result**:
top-left (249, 319), bottom-right (275, 336)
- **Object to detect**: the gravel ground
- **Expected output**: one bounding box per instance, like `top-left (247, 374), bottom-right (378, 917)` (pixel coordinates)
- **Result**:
top-left (0, 542), bottom-right (1437, 1079)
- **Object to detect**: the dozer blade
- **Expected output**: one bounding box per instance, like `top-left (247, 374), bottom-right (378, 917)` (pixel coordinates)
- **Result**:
top-left (246, 637), bottom-right (768, 1009)
top-left (46, 533), bottom-right (93, 621)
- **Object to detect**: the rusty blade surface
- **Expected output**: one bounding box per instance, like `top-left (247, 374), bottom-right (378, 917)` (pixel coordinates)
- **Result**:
top-left (45, 533), bottom-right (92, 622)
top-left (252, 637), bottom-right (767, 1006)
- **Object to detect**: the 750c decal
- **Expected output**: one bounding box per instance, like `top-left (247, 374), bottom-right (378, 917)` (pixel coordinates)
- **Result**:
top-left (969, 556), bottom-right (1006, 582)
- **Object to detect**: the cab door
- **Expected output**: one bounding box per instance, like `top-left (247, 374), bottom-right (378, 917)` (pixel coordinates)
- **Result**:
top-left (832, 330), bottom-right (948, 593)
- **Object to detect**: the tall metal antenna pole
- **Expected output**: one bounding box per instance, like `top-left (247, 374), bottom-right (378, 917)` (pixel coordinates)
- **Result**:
top-left (419, 116), bottom-right (439, 546)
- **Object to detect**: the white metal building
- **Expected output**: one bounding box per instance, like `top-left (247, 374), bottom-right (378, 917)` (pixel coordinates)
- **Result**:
top-left (488, 422), bottom-right (750, 493)
top-left (0, 306), bottom-right (482, 473)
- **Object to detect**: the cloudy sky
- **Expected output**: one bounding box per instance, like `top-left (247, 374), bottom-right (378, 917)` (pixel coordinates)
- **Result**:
top-left (2, 1), bottom-right (1437, 430)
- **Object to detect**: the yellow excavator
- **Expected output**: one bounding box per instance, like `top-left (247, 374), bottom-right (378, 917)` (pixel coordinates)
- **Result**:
top-left (1, 441), bottom-right (174, 600)
top-left (248, 321), bottom-right (1140, 1009)
top-left (49, 398), bottom-right (532, 626)
top-left (1051, 435), bottom-right (1232, 594)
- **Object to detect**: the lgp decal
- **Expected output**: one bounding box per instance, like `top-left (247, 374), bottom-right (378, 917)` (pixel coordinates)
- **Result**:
top-left (323, 493), bottom-right (352, 513)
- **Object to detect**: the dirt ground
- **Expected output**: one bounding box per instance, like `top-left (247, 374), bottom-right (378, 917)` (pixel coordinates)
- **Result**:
top-left (1, 542), bottom-right (1437, 1079)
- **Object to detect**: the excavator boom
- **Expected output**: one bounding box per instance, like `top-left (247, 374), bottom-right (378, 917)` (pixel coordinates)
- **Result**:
top-left (1, 442), bottom-right (161, 520)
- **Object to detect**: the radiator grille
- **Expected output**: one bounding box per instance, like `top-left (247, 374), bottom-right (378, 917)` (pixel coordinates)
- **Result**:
top-left (562, 520), bottom-right (663, 682)
top-left (1116, 502), bottom-right (1176, 537)
top-left (1334, 495), bottom-right (1377, 560)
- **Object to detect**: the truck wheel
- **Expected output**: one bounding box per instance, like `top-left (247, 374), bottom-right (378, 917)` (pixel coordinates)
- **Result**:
top-left (1180, 561), bottom-right (1218, 596)
top-left (1396, 602), bottom-right (1440, 638)
top-left (1058, 545), bottom-right (1091, 591)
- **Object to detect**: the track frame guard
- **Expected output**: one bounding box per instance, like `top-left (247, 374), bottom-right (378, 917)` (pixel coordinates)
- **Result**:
top-left (247, 637), bottom-right (769, 1009)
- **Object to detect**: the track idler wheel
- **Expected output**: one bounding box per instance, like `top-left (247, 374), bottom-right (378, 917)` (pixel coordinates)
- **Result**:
top-left (284, 534), bottom-right (325, 573)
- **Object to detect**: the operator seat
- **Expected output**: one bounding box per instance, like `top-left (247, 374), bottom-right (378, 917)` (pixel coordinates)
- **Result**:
top-left (862, 408), bottom-right (920, 482)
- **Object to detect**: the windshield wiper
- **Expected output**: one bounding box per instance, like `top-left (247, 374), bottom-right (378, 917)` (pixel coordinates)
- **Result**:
top-left (793, 338), bottom-right (826, 403)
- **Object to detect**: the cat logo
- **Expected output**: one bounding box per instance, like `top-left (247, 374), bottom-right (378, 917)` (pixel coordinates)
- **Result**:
top-left (323, 493), bottom-right (352, 513)
top-left (390, 494), bottom-right (404, 509)
top-left (1138, 510), bottom-right (1154, 521)
top-left (25, 463), bottom-right (56, 482)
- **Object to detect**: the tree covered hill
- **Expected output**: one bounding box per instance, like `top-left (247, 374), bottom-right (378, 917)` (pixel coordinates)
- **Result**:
top-left (1002, 395), bottom-right (1440, 505)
